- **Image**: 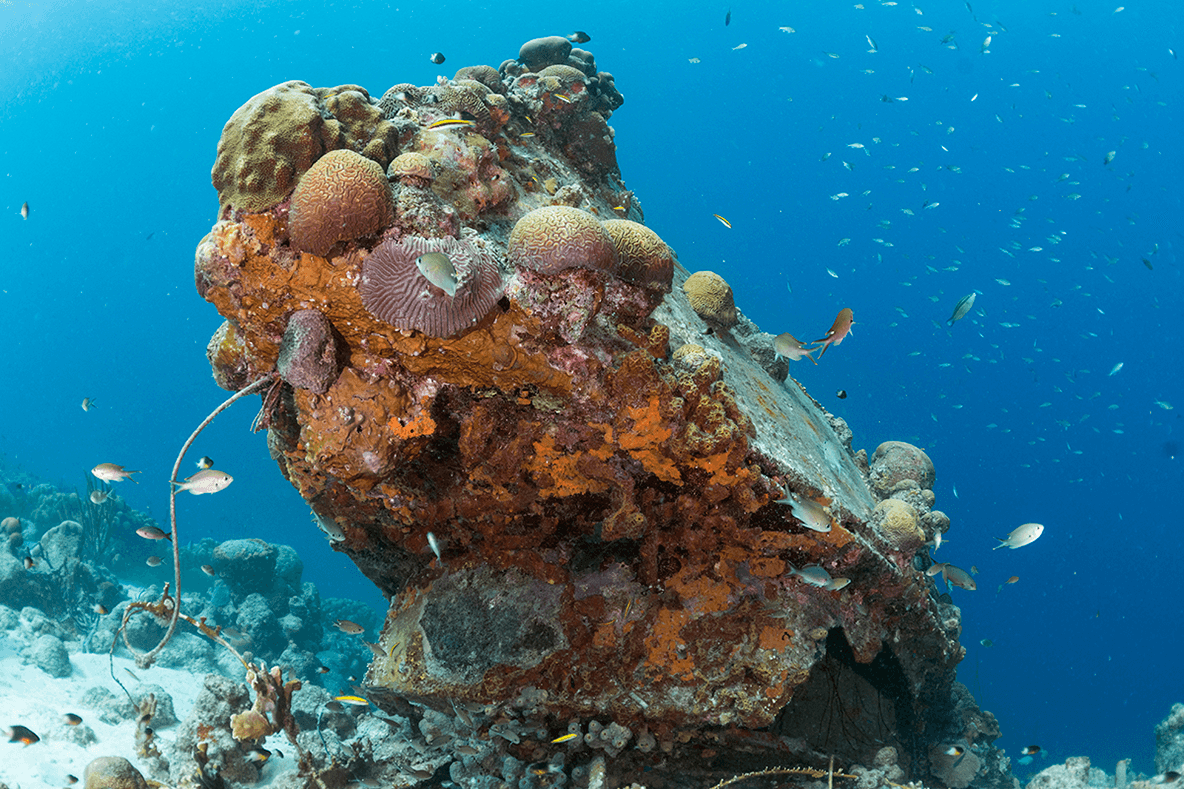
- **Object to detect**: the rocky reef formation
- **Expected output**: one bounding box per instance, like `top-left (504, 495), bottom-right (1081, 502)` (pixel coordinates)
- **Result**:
top-left (193, 35), bottom-right (1002, 787)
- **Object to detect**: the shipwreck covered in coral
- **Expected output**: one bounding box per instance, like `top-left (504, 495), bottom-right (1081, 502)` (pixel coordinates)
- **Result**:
top-left (192, 34), bottom-right (1005, 788)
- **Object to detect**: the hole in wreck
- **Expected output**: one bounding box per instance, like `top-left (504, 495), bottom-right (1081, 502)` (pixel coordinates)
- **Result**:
top-left (772, 628), bottom-right (917, 771)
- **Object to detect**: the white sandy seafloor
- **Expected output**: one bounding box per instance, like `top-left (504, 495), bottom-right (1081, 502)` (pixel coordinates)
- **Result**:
top-left (0, 636), bottom-right (299, 789)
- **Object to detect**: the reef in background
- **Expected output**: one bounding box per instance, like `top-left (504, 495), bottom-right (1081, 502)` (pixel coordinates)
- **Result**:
top-left (192, 34), bottom-right (1006, 788)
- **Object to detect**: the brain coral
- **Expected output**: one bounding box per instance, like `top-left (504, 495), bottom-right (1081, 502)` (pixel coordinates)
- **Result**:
top-left (288, 150), bottom-right (395, 257)
top-left (507, 206), bottom-right (616, 274)
top-left (602, 219), bottom-right (673, 292)
top-left (389, 152), bottom-right (434, 188)
top-left (871, 498), bottom-right (923, 553)
top-left (683, 271), bottom-right (738, 328)
top-left (360, 233), bottom-right (505, 338)
top-left (211, 81), bottom-right (329, 214)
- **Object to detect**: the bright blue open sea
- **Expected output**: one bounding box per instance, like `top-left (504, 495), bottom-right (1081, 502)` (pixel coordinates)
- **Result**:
top-left (1, 0), bottom-right (1179, 774)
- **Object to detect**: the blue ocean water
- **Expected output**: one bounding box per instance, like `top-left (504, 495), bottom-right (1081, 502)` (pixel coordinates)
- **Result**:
top-left (1, 0), bottom-right (1178, 775)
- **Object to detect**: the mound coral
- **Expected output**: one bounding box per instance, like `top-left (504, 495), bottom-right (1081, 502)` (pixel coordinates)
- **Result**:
top-left (276, 309), bottom-right (342, 395)
top-left (869, 441), bottom-right (936, 498)
top-left (602, 219), bottom-right (673, 291)
top-left (683, 270), bottom-right (738, 328)
top-left (518, 35), bottom-right (572, 72)
top-left (360, 233), bottom-right (505, 338)
top-left (287, 149), bottom-right (394, 257)
top-left (211, 82), bottom-right (400, 216)
top-left (507, 206), bottom-right (616, 274)
top-left (211, 81), bottom-right (327, 215)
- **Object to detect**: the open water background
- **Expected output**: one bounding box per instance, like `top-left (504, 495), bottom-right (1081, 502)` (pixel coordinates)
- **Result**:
top-left (1, 0), bottom-right (1179, 773)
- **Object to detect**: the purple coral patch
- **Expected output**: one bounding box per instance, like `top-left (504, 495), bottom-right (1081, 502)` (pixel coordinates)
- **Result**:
top-left (361, 233), bottom-right (505, 338)
top-left (276, 309), bottom-right (342, 394)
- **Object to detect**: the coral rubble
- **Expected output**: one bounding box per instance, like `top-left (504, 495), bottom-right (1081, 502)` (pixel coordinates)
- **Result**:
top-left (192, 36), bottom-right (999, 786)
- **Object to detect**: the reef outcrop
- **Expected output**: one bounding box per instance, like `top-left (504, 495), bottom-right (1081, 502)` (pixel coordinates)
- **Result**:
top-left (193, 36), bottom-right (998, 786)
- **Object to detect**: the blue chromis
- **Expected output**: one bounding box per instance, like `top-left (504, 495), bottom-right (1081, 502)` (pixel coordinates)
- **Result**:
top-left (429, 52), bottom-right (446, 65)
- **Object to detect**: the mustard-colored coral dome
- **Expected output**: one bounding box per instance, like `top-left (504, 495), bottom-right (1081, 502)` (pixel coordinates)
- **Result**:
top-left (602, 219), bottom-right (674, 292)
top-left (507, 206), bottom-right (616, 274)
top-left (683, 270), bottom-right (738, 328)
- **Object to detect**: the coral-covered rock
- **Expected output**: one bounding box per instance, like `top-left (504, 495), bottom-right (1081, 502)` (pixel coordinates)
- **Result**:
top-left (288, 149), bottom-right (394, 257)
top-left (870, 441), bottom-right (936, 497)
top-left (683, 270), bottom-right (738, 328)
top-left (1157, 703), bottom-right (1184, 773)
top-left (507, 205), bottom-right (616, 274)
top-left (192, 40), bottom-right (988, 787)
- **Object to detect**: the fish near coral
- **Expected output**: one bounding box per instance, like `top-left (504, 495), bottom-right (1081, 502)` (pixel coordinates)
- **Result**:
top-left (927, 562), bottom-right (976, 590)
top-left (361, 234), bottom-right (505, 339)
top-left (813, 308), bottom-right (854, 358)
top-left (773, 333), bottom-right (817, 364)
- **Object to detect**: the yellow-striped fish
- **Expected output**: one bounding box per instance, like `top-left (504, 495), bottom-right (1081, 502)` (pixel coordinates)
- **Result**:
top-left (551, 732), bottom-right (580, 744)
top-left (428, 118), bottom-right (475, 130)
top-left (713, 213), bottom-right (732, 228)
top-left (332, 695), bottom-right (370, 706)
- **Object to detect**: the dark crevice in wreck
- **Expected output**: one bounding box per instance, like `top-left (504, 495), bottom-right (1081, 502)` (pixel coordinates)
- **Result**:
top-left (773, 628), bottom-right (919, 772)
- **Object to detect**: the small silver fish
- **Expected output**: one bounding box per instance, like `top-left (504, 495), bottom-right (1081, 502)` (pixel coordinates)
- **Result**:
top-left (333, 619), bottom-right (365, 635)
top-left (89, 490), bottom-right (111, 504)
top-left (928, 562), bottom-right (977, 590)
top-left (993, 522), bottom-right (1043, 550)
top-left (776, 494), bottom-right (832, 533)
top-left (92, 463), bottom-right (140, 483)
top-left (19, 202), bottom-right (28, 220)
top-left (172, 469), bottom-right (233, 495)
top-left (947, 292), bottom-right (977, 325)
top-left (146, 556), bottom-right (163, 567)
top-left (416, 252), bottom-right (459, 297)
top-left (1108, 362), bottom-right (1123, 376)
top-left (772, 333), bottom-right (817, 364)
top-left (789, 565), bottom-right (847, 590)
top-left (427, 531), bottom-right (444, 565)
top-left (81, 397), bottom-right (96, 412)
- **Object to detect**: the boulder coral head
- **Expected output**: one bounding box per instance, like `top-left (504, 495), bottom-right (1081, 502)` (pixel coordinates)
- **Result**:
top-left (360, 232), bottom-right (505, 338)
top-left (276, 309), bottom-right (343, 395)
top-left (287, 149), bottom-right (395, 257)
top-left (683, 270), bottom-right (739, 328)
top-left (517, 35), bottom-right (573, 72)
top-left (506, 205), bottom-right (617, 274)
top-left (211, 81), bottom-right (325, 215)
top-left (602, 218), bottom-right (674, 292)
top-left (869, 440), bottom-right (936, 498)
